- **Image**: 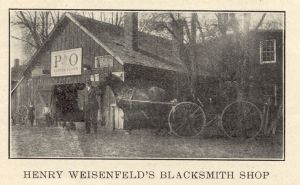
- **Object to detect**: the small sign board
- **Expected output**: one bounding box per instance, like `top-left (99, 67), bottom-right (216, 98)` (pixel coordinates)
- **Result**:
top-left (95, 55), bottom-right (113, 68)
top-left (112, 72), bottom-right (125, 82)
top-left (94, 74), bottom-right (100, 82)
top-left (90, 74), bottom-right (100, 82)
top-left (51, 48), bottom-right (82, 77)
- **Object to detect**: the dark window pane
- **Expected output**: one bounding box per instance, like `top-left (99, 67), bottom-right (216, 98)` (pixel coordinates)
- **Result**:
top-left (261, 40), bottom-right (276, 62)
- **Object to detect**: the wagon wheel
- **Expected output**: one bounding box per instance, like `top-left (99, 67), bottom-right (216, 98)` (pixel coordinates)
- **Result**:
top-left (17, 105), bottom-right (28, 125)
top-left (221, 100), bottom-right (263, 140)
top-left (168, 102), bottom-right (206, 137)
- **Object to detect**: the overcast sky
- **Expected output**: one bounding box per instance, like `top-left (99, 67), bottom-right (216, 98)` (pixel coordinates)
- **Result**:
top-left (9, 11), bottom-right (284, 67)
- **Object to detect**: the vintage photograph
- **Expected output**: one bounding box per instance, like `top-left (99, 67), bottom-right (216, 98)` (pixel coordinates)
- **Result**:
top-left (9, 10), bottom-right (284, 159)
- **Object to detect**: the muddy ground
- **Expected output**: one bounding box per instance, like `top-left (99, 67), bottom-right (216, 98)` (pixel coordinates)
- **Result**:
top-left (10, 124), bottom-right (283, 159)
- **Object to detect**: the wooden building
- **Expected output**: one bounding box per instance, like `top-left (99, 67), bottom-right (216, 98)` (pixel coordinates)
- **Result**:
top-left (11, 12), bottom-right (284, 130)
top-left (196, 29), bottom-right (284, 107)
top-left (11, 59), bottom-right (27, 118)
top-left (11, 12), bottom-right (184, 129)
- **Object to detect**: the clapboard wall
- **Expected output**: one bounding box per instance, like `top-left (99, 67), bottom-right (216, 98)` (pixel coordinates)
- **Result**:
top-left (16, 18), bottom-right (125, 127)
top-left (31, 18), bottom-right (123, 75)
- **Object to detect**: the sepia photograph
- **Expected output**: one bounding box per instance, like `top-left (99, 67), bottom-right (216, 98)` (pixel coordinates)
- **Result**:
top-left (9, 10), bottom-right (284, 159)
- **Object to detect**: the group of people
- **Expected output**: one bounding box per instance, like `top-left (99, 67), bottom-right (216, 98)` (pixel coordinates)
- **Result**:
top-left (26, 81), bottom-right (100, 134)
top-left (27, 102), bottom-right (51, 127)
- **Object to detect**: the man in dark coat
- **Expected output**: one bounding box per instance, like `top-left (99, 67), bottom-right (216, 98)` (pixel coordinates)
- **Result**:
top-left (84, 81), bottom-right (99, 134)
top-left (28, 102), bottom-right (35, 126)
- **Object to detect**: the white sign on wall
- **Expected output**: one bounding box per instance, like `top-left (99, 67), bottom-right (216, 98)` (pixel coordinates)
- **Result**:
top-left (51, 48), bottom-right (82, 77)
top-left (95, 55), bottom-right (113, 68)
top-left (112, 72), bottom-right (125, 81)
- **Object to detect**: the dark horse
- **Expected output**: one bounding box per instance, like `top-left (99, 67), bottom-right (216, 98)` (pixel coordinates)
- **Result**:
top-left (104, 73), bottom-right (170, 132)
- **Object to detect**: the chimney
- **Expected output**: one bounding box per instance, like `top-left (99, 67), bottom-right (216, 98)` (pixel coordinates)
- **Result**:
top-left (124, 12), bottom-right (139, 50)
top-left (14, 58), bottom-right (20, 68)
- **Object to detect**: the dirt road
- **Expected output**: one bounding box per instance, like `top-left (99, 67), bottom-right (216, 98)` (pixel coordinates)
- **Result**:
top-left (10, 124), bottom-right (283, 159)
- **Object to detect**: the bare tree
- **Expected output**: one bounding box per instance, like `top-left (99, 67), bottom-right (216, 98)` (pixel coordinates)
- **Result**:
top-left (11, 10), bottom-right (62, 61)
top-left (11, 11), bottom-right (62, 49)
top-left (214, 13), bottom-right (268, 99)
top-left (139, 13), bottom-right (206, 100)
top-left (138, 12), bottom-right (271, 101)
top-left (111, 12), bottom-right (124, 26)
top-left (11, 11), bottom-right (127, 62)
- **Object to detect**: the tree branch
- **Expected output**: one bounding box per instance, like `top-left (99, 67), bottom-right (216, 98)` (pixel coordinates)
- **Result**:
top-left (11, 35), bottom-right (37, 48)
top-left (49, 11), bottom-right (56, 25)
top-left (196, 20), bottom-right (205, 43)
top-left (169, 13), bottom-right (178, 27)
top-left (164, 24), bottom-right (175, 37)
top-left (56, 11), bottom-right (60, 24)
top-left (18, 11), bottom-right (31, 29)
top-left (183, 19), bottom-right (191, 43)
top-left (19, 11), bottom-right (42, 48)
top-left (255, 13), bottom-right (267, 30)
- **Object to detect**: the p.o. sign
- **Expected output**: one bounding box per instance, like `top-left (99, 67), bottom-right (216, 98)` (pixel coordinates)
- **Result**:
top-left (51, 48), bottom-right (82, 77)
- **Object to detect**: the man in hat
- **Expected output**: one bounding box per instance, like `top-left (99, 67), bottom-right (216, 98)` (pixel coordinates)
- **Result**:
top-left (84, 81), bottom-right (99, 134)
top-left (28, 101), bottom-right (35, 127)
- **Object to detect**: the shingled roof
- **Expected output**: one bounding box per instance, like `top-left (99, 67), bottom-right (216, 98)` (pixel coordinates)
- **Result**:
top-left (12, 13), bottom-right (185, 93)
top-left (67, 13), bottom-right (184, 72)
top-left (20, 13), bottom-right (185, 77)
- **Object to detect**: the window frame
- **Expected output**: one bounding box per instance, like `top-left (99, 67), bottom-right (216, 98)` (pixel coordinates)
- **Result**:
top-left (260, 39), bottom-right (277, 64)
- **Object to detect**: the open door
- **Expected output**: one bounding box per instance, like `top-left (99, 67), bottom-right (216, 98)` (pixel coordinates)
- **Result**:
top-left (102, 86), bottom-right (124, 130)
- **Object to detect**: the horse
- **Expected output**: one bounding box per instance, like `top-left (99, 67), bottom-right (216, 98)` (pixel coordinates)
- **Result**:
top-left (104, 73), bottom-right (170, 134)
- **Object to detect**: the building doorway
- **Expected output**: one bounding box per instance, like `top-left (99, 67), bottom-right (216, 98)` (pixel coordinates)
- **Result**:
top-left (53, 83), bottom-right (85, 125)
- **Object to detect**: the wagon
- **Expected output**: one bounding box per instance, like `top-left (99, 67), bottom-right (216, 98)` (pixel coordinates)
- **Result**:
top-left (107, 74), bottom-right (264, 140)
top-left (116, 98), bottom-right (263, 140)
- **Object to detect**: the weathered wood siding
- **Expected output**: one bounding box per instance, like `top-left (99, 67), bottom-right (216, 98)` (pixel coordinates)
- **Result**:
top-left (11, 78), bottom-right (29, 113)
top-left (32, 19), bottom-right (123, 75)
top-left (14, 18), bottom-right (124, 126)
top-left (249, 31), bottom-right (283, 84)
top-left (11, 77), bottom-right (35, 124)
top-left (247, 31), bottom-right (284, 106)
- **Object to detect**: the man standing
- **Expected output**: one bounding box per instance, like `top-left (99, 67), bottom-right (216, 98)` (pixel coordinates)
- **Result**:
top-left (43, 103), bottom-right (51, 126)
top-left (84, 81), bottom-right (99, 134)
top-left (28, 102), bottom-right (35, 127)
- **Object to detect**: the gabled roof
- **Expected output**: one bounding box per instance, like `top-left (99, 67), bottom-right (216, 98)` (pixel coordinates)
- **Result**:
top-left (21, 13), bottom-right (184, 76)
top-left (68, 13), bottom-right (184, 72)
top-left (13, 12), bottom-right (184, 93)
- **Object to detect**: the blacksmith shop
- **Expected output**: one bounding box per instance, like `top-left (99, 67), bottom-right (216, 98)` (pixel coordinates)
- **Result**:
top-left (11, 12), bottom-right (185, 130)
top-left (11, 12), bottom-right (284, 132)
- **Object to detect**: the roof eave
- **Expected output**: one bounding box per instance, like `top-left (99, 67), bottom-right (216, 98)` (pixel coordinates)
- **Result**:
top-left (65, 13), bottom-right (125, 66)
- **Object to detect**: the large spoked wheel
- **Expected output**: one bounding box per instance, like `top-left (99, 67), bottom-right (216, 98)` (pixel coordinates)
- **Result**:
top-left (168, 102), bottom-right (206, 137)
top-left (221, 100), bottom-right (263, 140)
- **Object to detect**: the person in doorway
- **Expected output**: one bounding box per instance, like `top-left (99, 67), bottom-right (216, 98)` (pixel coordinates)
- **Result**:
top-left (84, 81), bottom-right (99, 134)
top-left (28, 102), bottom-right (35, 127)
top-left (43, 103), bottom-right (51, 126)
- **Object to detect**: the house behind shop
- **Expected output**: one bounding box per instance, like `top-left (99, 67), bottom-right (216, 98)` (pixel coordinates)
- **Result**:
top-left (10, 12), bottom-right (284, 131)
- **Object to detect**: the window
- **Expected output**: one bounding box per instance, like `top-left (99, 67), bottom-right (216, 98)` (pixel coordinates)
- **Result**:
top-left (260, 39), bottom-right (276, 64)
